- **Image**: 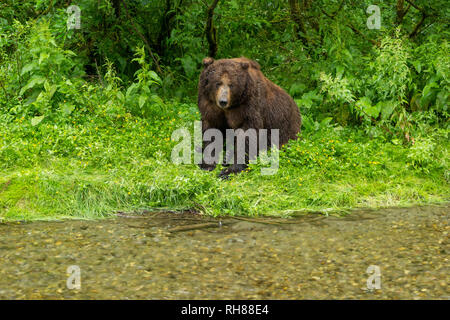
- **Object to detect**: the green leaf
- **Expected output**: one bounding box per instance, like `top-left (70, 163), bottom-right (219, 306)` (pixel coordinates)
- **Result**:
top-left (43, 81), bottom-right (57, 98)
top-left (19, 76), bottom-right (45, 96)
top-left (116, 91), bottom-right (125, 102)
top-left (39, 52), bottom-right (50, 65)
top-left (61, 104), bottom-right (75, 115)
top-left (365, 105), bottom-right (380, 118)
top-left (21, 62), bottom-right (37, 75)
top-left (289, 83), bottom-right (306, 97)
top-left (148, 71), bottom-right (162, 85)
top-left (180, 55), bottom-right (196, 78)
top-left (356, 97), bottom-right (376, 117)
top-left (320, 117), bottom-right (332, 128)
top-left (31, 115), bottom-right (45, 126)
top-left (420, 83), bottom-right (439, 108)
top-left (379, 101), bottom-right (395, 120)
top-left (126, 83), bottom-right (138, 98)
top-left (65, 50), bottom-right (76, 56)
top-left (139, 95), bottom-right (147, 108)
top-left (141, 85), bottom-right (151, 94)
top-left (150, 94), bottom-right (163, 106)
top-left (300, 114), bottom-right (314, 131)
top-left (412, 61), bottom-right (422, 73)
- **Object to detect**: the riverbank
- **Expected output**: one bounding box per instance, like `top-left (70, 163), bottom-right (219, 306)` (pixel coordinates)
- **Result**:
top-left (0, 102), bottom-right (448, 221)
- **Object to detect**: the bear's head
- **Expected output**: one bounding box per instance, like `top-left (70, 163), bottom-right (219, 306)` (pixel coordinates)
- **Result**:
top-left (201, 57), bottom-right (252, 110)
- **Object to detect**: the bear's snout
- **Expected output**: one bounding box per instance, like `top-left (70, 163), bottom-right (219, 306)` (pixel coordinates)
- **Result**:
top-left (219, 98), bottom-right (228, 108)
top-left (216, 85), bottom-right (230, 109)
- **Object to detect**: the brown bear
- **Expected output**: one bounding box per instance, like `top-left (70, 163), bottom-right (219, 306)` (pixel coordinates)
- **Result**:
top-left (198, 56), bottom-right (302, 177)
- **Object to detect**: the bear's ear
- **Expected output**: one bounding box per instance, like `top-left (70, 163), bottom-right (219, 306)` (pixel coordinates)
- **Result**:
top-left (250, 60), bottom-right (260, 70)
top-left (240, 62), bottom-right (249, 70)
top-left (202, 57), bottom-right (214, 68)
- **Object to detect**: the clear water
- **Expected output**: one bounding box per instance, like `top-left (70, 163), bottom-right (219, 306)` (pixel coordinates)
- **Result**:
top-left (0, 205), bottom-right (448, 299)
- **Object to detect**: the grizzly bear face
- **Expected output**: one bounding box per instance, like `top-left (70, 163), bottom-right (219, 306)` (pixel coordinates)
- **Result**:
top-left (201, 57), bottom-right (250, 110)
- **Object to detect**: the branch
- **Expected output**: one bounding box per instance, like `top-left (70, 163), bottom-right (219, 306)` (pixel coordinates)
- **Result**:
top-left (405, 3), bottom-right (412, 15)
top-left (404, 0), bottom-right (438, 39)
top-left (405, 0), bottom-right (424, 12)
top-left (396, 0), bottom-right (411, 24)
top-left (409, 11), bottom-right (427, 38)
top-left (416, 21), bottom-right (435, 36)
top-left (320, 7), bottom-right (379, 47)
top-left (330, 0), bottom-right (346, 18)
top-left (36, 0), bottom-right (54, 17)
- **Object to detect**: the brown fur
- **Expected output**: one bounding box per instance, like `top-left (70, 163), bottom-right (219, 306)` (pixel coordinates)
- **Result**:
top-left (198, 57), bottom-right (302, 177)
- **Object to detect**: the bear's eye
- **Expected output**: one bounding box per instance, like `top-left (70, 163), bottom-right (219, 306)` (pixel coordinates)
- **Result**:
top-left (216, 82), bottom-right (222, 87)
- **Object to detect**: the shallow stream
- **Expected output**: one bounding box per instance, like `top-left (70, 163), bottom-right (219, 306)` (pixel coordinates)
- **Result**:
top-left (0, 205), bottom-right (448, 299)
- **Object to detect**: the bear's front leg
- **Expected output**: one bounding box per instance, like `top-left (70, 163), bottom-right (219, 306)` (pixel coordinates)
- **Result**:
top-left (219, 124), bottom-right (260, 179)
top-left (218, 163), bottom-right (247, 179)
top-left (199, 120), bottom-right (226, 171)
top-left (200, 162), bottom-right (217, 171)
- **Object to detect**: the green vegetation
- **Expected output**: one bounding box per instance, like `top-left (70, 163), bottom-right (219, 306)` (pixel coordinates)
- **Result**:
top-left (0, 0), bottom-right (448, 221)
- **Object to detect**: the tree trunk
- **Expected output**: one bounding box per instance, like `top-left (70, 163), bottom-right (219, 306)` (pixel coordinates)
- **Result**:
top-left (112, 0), bottom-right (121, 18)
top-left (396, 0), bottom-right (410, 25)
top-left (157, 0), bottom-right (183, 57)
top-left (205, 0), bottom-right (220, 58)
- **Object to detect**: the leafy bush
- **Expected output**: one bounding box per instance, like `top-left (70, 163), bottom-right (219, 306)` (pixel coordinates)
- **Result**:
top-left (121, 47), bottom-right (164, 117)
top-left (0, 0), bottom-right (449, 220)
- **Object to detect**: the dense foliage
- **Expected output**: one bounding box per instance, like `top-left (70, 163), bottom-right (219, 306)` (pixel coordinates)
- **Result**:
top-left (0, 0), bottom-right (448, 220)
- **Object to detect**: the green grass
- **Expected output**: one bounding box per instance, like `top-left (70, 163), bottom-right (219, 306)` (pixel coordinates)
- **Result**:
top-left (0, 101), bottom-right (448, 221)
